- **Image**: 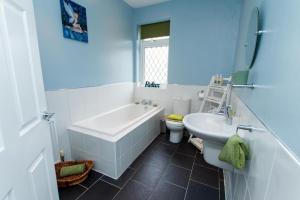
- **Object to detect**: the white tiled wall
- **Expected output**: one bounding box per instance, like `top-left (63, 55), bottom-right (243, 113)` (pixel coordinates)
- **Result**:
top-left (46, 82), bottom-right (135, 161)
top-left (227, 92), bottom-right (300, 200)
top-left (135, 84), bottom-right (207, 114)
top-left (46, 90), bottom-right (72, 161)
top-left (68, 83), bottom-right (134, 123)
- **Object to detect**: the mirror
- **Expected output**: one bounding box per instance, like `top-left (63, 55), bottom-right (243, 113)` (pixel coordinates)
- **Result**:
top-left (245, 7), bottom-right (259, 69)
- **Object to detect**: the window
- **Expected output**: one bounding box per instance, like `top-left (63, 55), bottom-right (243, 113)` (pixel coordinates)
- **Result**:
top-left (141, 37), bottom-right (169, 85)
top-left (139, 21), bottom-right (170, 85)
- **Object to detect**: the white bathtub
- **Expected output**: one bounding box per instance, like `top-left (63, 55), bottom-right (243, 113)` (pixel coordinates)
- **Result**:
top-left (68, 104), bottom-right (164, 179)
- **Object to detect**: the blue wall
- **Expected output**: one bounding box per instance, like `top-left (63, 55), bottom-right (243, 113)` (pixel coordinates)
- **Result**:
top-left (134, 0), bottom-right (242, 85)
top-left (234, 0), bottom-right (300, 157)
top-left (33, 0), bottom-right (134, 90)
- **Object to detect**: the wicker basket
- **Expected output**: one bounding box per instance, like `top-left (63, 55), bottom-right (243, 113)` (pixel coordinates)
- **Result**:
top-left (55, 160), bottom-right (94, 188)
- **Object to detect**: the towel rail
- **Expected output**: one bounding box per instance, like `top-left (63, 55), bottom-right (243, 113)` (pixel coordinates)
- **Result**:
top-left (236, 125), bottom-right (265, 134)
top-left (232, 84), bottom-right (255, 89)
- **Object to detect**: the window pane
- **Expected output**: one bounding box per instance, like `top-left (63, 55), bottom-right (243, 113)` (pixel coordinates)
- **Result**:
top-left (144, 45), bottom-right (169, 84)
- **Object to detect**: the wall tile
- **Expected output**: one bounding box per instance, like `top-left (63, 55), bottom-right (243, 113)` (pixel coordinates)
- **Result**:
top-left (135, 84), bottom-right (206, 115)
top-left (46, 90), bottom-right (72, 161)
top-left (228, 92), bottom-right (300, 200)
top-left (67, 82), bottom-right (134, 123)
top-left (232, 174), bottom-right (247, 200)
top-left (244, 188), bottom-right (251, 200)
top-left (245, 131), bottom-right (278, 200)
top-left (264, 143), bottom-right (300, 200)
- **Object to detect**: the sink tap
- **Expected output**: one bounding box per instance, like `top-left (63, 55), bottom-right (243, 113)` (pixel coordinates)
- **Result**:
top-left (224, 105), bottom-right (233, 125)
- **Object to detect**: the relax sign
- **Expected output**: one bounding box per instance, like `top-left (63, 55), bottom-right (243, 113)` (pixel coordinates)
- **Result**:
top-left (145, 81), bottom-right (160, 88)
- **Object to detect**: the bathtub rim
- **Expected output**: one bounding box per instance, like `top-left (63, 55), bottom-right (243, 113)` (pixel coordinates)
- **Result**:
top-left (68, 104), bottom-right (164, 142)
top-left (73, 104), bottom-right (159, 136)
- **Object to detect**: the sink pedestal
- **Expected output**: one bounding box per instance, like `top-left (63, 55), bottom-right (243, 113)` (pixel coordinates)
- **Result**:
top-left (203, 140), bottom-right (233, 171)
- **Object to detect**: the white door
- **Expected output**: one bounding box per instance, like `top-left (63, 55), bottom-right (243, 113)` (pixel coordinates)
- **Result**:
top-left (0, 0), bottom-right (59, 199)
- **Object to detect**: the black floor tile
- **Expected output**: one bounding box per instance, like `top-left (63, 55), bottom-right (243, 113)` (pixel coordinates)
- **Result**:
top-left (101, 168), bottom-right (135, 188)
top-left (141, 145), bottom-right (160, 158)
top-left (163, 164), bottom-right (191, 188)
top-left (191, 164), bottom-right (219, 189)
top-left (149, 181), bottom-right (186, 200)
top-left (220, 179), bottom-right (225, 193)
top-left (220, 183), bottom-right (225, 200)
top-left (171, 153), bottom-right (194, 170)
top-left (59, 185), bottom-right (86, 200)
top-left (186, 181), bottom-right (219, 200)
top-left (152, 142), bottom-right (177, 156)
top-left (195, 153), bottom-right (219, 171)
top-left (142, 141), bottom-right (159, 155)
top-left (132, 163), bottom-right (164, 189)
top-left (114, 180), bottom-right (152, 200)
top-left (142, 150), bottom-right (170, 170)
top-left (155, 133), bottom-right (170, 144)
top-left (78, 180), bottom-right (119, 200)
top-left (80, 170), bottom-right (103, 188)
top-left (129, 155), bottom-right (145, 170)
top-left (176, 142), bottom-right (197, 157)
top-left (220, 179), bottom-right (225, 200)
top-left (219, 179), bottom-right (224, 190)
top-left (219, 169), bottom-right (224, 180)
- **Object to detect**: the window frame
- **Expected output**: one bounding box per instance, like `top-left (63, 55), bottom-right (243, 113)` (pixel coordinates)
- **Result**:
top-left (139, 38), bottom-right (170, 86)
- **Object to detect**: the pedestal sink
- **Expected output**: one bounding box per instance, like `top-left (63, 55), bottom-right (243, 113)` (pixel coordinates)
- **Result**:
top-left (183, 113), bottom-right (237, 170)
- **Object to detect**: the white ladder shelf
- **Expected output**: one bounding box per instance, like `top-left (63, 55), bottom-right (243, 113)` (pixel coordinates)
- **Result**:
top-left (199, 76), bottom-right (231, 113)
top-left (189, 75), bottom-right (232, 153)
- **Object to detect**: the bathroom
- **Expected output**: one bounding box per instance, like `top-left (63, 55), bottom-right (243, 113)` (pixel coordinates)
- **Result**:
top-left (1, 0), bottom-right (300, 199)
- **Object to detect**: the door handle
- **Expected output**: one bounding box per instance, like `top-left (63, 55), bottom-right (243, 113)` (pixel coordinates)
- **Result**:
top-left (42, 112), bottom-right (55, 121)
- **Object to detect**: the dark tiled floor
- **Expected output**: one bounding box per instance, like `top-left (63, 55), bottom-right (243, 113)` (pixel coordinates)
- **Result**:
top-left (81, 170), bottom-right (103, 188)
top-left (102, 168), bottom-right (135, 188)
top-left (114, 180), bottom-right (152, 200)
top-left (171, 153), bottom-right (194, 170)
top-left (59, 133), bottom-right (225, 200)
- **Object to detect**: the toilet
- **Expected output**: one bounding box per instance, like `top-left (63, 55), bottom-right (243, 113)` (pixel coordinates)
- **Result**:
top-left (166, 98), bottom-right (191, 143)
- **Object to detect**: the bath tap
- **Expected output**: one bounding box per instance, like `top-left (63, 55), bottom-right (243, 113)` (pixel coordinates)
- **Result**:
top-left (141, 99), bottom-right (148, 105)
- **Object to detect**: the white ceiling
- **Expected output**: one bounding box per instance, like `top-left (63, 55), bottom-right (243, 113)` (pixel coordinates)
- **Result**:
top-left (123, 0), bottom-right (171, 8)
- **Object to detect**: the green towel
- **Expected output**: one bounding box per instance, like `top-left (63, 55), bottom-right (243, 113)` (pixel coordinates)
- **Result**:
top-left (166, 114), bottom-right (184, 121)
top-left (60, 163), bottom-right (85, 177)
top-left (219, 135), bottom-right (249, 169)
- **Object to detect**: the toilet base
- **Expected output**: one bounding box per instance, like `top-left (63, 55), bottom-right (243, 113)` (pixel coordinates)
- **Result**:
top-left (169, 130), bottom-right (183, 143)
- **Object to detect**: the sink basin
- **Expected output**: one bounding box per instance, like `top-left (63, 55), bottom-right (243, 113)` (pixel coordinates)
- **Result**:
top-left (183, 113), bottom-right (236, 143)
top-left (183, 112), bottom-right (237, 171)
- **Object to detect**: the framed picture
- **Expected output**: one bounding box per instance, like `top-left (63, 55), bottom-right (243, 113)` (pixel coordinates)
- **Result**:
top-left (60, 0), bottom-right (88, 43)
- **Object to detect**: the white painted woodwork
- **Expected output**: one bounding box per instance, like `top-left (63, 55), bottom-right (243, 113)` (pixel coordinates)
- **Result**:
top-left (0, 0), bottom-right (59, 199)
